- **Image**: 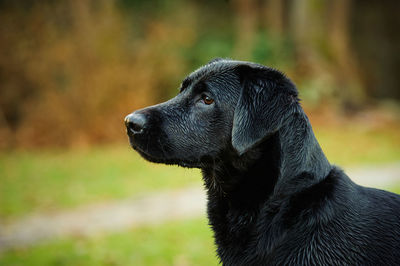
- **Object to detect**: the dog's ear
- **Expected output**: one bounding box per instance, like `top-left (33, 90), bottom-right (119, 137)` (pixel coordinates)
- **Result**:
top-left (232, 64), bottom-right (298, 155)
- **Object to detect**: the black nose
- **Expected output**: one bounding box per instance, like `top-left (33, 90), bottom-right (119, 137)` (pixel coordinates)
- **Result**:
top-left (125, 112), bottom-right (146, 134)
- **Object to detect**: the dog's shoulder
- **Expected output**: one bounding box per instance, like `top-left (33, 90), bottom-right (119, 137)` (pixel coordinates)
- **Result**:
top-left (281, 167), bottom-right (349, 225)
top-left (271, 167), bottom-right (400, 265)
top-left (283, 166), bottom-right (400, 228)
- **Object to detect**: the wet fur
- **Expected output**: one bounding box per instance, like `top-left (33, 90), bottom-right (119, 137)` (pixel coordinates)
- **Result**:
top-left (126, 59), bottom-right (400, 265)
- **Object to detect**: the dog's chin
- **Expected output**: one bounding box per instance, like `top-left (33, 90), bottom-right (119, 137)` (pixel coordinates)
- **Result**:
top-left (130, 142), bottom-right (203, 168)
top-left (128, 139), bottom-right (161, 163)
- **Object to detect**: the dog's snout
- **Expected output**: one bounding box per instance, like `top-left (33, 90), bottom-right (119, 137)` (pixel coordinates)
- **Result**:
top-left (125, 113), bottom-right (146, 134)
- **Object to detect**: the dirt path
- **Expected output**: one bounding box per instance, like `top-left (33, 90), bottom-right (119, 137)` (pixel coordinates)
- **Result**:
top-left (1, 163), bottom-right (399, 251)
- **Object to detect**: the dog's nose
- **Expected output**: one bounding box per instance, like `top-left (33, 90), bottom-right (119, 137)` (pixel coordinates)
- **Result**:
top-left (125, 112), bottom-right (146, 134)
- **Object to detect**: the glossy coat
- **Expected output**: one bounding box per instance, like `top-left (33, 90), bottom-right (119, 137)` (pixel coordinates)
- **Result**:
top-left (126, 59), bottom-right (400, 265)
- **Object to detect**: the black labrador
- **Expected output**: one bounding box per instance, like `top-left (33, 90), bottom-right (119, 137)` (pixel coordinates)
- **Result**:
top-left (125, 59), bottom-right (400, 265)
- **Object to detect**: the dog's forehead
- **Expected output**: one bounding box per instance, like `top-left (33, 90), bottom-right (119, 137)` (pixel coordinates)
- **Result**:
top-left (191, 60), bottom-right (231, 78)
top-left (181, 60), bottom-right (245, 91)
top-left (186, 61), bottom-right (230, 83)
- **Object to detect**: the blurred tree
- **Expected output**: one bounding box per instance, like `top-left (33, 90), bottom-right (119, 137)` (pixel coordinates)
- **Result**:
top-left (351, 0), bottom-right (400, 100)
top-left (0, 0), bottom-right (398, 149)
top-left (263, 0), bottom-right (286, 34)
top-left (232, 0), bottom-right (258, 59)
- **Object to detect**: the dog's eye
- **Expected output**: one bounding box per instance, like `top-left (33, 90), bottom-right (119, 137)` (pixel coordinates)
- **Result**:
top-left (202, 95), bottom-right (214, 105)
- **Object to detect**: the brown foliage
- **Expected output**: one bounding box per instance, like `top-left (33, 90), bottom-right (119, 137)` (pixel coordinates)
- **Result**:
top-left (0, 0), bottom-right (398, 149)
top-left (0, 0), bottom-right (194, 148)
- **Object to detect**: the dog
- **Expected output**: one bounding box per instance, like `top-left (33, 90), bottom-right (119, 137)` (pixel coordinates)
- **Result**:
top-left (125, 59), bottom-right (400, 265)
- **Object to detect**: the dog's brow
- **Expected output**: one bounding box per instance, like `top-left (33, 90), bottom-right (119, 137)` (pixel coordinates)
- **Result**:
top-left (180, 78), bottom-right (192, 92)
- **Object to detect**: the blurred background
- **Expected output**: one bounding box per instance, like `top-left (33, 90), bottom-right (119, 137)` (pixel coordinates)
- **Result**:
top-left (0, 0), bottom-right (399, 265)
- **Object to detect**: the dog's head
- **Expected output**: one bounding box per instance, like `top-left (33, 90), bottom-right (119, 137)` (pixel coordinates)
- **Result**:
top-left (125, 59), bottom-right (299, 168)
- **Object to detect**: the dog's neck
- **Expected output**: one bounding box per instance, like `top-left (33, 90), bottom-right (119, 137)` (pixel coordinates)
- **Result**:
top-left (202, 111), bottom-right (331, 204)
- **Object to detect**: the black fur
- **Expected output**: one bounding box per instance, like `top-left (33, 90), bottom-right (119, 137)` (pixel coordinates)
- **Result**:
top-left (125, 59), bottom-right (400, 265)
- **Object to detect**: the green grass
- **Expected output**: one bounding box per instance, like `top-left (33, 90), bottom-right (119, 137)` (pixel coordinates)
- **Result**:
top-left (314, 124), bottom-right (400, 166)
top-left (0, 125), bottom-right (399, 266)
top-left (0, 218), bottom-right (219, 266)
top-left (0, 124), bottom-right (399, 221)
top-left (0, 125), bottom-right (400, 221)
top-left (2, 190), bottom-right (400, 266)
top-left (0, 146), bottom-right (201, 221)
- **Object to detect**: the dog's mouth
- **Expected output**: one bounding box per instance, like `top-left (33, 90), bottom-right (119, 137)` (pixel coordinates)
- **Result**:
top-left (127, 135), bottom-right (159, 161)
top-left (127, 134), bottom-right (171, 163)
top-left (131, 143), bottom-right (166, 164)
top-left (128, 137), bottom-right (203, 168)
